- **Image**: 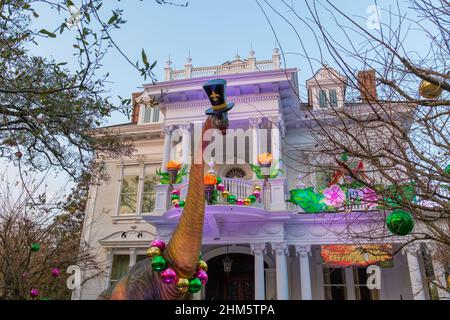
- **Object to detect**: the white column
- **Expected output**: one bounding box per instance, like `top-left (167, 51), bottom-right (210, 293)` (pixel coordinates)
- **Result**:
top-left (272, 242), bottom-right (289, 300)
top-left (180, 124), bottom-right (191, 165)
top-left (270, 115), bottom-right (284, 172)
top-left (162, 125), bottom-right (173, 172)
top-left (136, 163), bottom-right (145, 215)
top-left (129, 248), bottom-right (136, 268)
top-left (404, 245), bottom-right (426, 300)
top-left (251, 243), bottom-right (266, 300)
top-left (249, 117), bottom-right (261, 177)
top-left (295, 245), bottom-right (312, 300)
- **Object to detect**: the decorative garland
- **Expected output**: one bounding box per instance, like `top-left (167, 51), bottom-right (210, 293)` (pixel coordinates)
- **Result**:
top-left (170, 176), bottom-right (262, 207)
top-left (146, 239), bottom-right (208, 294)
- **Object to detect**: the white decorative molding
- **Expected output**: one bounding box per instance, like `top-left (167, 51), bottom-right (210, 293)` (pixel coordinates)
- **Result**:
top-left (162, 93), bottom-right (280, 110)
top-left (271, 242), bottom-right (288, 255)
top-left (250, 243), bottom-right (267, 256)
top-left (295, 245), bottom-right (311, 257)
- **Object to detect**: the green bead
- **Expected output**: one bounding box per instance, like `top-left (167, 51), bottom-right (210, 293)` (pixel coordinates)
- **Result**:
top-left (30, 243), bottom-right (40, 252)
top-left (171, 194), bottom-right (180, 201)
top-left (227, 194), bottom-right (237, 204)
top-left (188, 278), bottom-right (202, 293)
top-left (178, 200), bottom-right (185, 208)
top-left (248, 195), bottom-right (257, 203)
top-left (386, 209), bottom-right (414, 236)
top-left (445, 164), bottom-right (450, 175)
top-left (216, 177), bottom-right (222, 184)
top-left (341, 152), bottom-right (349, 162)
top-left (151, 255), bottom-right (167, 272)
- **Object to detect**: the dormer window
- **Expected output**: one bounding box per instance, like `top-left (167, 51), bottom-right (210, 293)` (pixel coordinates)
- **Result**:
top-left (142, 106), bottom-right (161, 124)
top-left (306, 67), bottom-right (346, 110)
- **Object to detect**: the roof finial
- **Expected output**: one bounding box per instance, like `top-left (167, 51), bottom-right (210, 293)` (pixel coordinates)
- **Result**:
top-left (165, 53), bottom-right (172, 67)
top-left (249, 43), bottom-right (255, 58)
top-left (235, 49), bottom-right (240, 60)
top-left (186, 49), bottom-right (192, 64)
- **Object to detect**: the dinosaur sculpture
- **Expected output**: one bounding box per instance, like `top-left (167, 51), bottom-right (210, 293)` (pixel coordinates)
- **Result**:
top-left (98, 116), bottom-right (216, 300)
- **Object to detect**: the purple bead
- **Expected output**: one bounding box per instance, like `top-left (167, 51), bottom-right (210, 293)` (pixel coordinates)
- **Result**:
top-left (236, 199), bottom-right (244, 205)
top-left (196, 270), bottom-right (208, 285)
top-left (172, 189), bottom-right (180, 196)
top-left (253, 190), bottom-right (261, 198)
top-left (160, 268), bottom-right (177, 284)
top-left (51, 268), bottom-right (61, 277)
top-left (151, 239), bottom-right (166, 251)
top-left (217, 184), bottom-right (225, 192)
top-left (30, 288), bottom-right (39, 298)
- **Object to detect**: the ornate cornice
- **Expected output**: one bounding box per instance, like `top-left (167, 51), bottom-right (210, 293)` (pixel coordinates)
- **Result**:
top-left (163, 93), bottom-right (280, 110)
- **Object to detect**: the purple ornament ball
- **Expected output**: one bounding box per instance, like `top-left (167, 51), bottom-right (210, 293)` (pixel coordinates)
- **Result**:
top-left (151, 239), bottom-right (166, 251)
top-left (30, 288), bottom-right (39, 298)
top-left (196, 270), bottom-right (208, 285)
top-left (160, 268), bottom-right (177, 284)
top-left (217, 184), bottom-right (225, 192)
top-left (172, 189), bottom-right (181, 196)
top-left (253, 190), bottom-right (261, 198)
top-left (51, 268), bottom-right (61, 278)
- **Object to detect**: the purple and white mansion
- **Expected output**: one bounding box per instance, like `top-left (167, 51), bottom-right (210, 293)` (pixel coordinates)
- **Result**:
top-left (76, 49), bottom-right (449, 300)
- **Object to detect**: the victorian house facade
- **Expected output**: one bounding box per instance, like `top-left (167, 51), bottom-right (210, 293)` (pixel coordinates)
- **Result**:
top-left (75, 49), bottom-right (449, 300)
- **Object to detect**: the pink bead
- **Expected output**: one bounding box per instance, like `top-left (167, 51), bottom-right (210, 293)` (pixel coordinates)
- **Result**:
top-left (217, 184), bottom-right (225, 191)
top-left (30, 288), bottom-right (39, 298)
top-left (160, 268), bottom-right (177, 284)
top-left (172, 189), bottom-right (180, 196)
top-left (196, 270), bottom-right (208, 285)
top-left (151, 239), bottom-right (166, 251)
top-left (236, 199), bottom-right (244, 205)
top-left (51, 268), bottom-right (61, 277)
top-left (253, 190), bottom-right (261, 198)
top-left (174, 202), bottom-right (180, 208)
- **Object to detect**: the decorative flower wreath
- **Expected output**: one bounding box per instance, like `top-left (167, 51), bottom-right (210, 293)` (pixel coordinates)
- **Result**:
top-left (170, 176), bottom-right (262, 207)
top-left (146, 239), bottom-right (208, 294)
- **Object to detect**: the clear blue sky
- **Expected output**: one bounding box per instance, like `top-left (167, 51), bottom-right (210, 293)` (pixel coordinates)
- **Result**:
top-left (28, 0), bottom-right (419, 126)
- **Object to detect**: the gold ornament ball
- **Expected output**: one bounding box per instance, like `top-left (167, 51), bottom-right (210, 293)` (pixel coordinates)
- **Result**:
top-left (419, 80), bottom-right (442, 99)
top-left (197, 260), bottom-right (208, 272)
top-left (244, 198), bottom-right (251, 206)
top-left (254, 185), bottom-right (262, 192)
top-left (146, 247), bottom-right (161, 258)
top-left (222, 190), bottom-right (230, 199)
top-left (176, 278), bottom-right (190, 293)
top-left (172, 199), bottom-right (180, 205)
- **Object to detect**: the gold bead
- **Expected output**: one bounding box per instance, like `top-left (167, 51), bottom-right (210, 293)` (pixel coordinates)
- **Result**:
top-left (176, 278), bottom-right (189, 293)
top-left (197, 260), bottom-right (208, 272)
top-left (146, 247), bottom-right (161, 258)
top-left (254, 185), bottom-right (262, 192)
top-left (244, 198), bottom-right (251, 206)
top-left (172, 199), bottom-right (179, 205)
top-left (222, 190), bottom-right (230, 198)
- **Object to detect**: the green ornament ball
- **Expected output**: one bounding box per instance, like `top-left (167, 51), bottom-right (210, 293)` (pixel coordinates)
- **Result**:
top-left (188, 277), bottom-right (202, 293)
top-left (386, 209), bottom-right (414, 236)
top-left (30, 243), bottom-right (40, 252)
top-left (178, 200), bottom-right (185, 208)
top-left (216, 177), bottom-right (222, 184)
top-left (171, 194), bottom-right (180, 201)
top-left (341, 152), bottom-right (349, 162)
top-left (227, 194), bottom-right (237, 204)
top-left (151, 255), bottom-right (167, 272)
top-left (445, 164), bottom-right (450, 175)
top-left (248, 194), bottom-right (257, 203)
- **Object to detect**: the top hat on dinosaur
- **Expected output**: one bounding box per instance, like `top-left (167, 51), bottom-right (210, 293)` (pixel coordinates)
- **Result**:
top-left (203, 79), bottom-right (235, 116)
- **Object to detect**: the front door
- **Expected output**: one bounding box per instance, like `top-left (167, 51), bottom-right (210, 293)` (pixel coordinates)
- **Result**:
top-left (223, 274), bottom-right (254, 300)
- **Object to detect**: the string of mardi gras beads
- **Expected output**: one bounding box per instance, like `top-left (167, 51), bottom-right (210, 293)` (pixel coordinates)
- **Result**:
top-left (170, 176), bottom-right (262, 207)
top-left (146, 239), bottom-right (208, 293)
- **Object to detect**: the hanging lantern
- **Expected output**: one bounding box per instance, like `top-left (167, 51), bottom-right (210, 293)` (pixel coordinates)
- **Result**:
top-left (204, 173), bottom-right (217, 205)
top-left (223, 256), bottom-right (233, 275)
top-left (166, 160), bottom-right (182, 184)
top-left (257, 153), bottom-right (273, 177)
top-left (386, 209), bottom-right (414, 236)
top-left (419, 79), bottom-right (442, 99)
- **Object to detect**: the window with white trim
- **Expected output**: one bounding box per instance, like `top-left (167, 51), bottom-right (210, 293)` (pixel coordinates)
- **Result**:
top-left (141, 106), bottom-right (163, 124)
top-left (119, 175), bottom-right (139, 215)
top-left (323, 267), bottom-right (347, 300)
top-left (141, 175), bottom-right (157, 213)
top-left (110, 255), bottom-right (130, 286)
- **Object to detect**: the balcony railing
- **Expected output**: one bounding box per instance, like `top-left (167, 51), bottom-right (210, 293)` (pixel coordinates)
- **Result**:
top-left (152, 177), bottom-right (288, 214)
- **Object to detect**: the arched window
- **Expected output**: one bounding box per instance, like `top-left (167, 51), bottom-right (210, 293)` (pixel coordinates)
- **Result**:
top-left (225, 167), bottom-right (247, 179)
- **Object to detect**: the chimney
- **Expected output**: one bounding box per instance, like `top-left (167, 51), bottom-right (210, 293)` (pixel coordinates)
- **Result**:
top-left (357, 69), bottom-right (377, 102)
top-left (131, 92), bottom-right (141, 124)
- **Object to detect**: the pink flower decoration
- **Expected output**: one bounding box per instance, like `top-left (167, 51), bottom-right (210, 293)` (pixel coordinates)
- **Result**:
top-left (51, 268), bottom-right (61, 278)
top-left (323, 185), bottom-right (346, 207)
top-left (361, 187), bottom-right (379, 207)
